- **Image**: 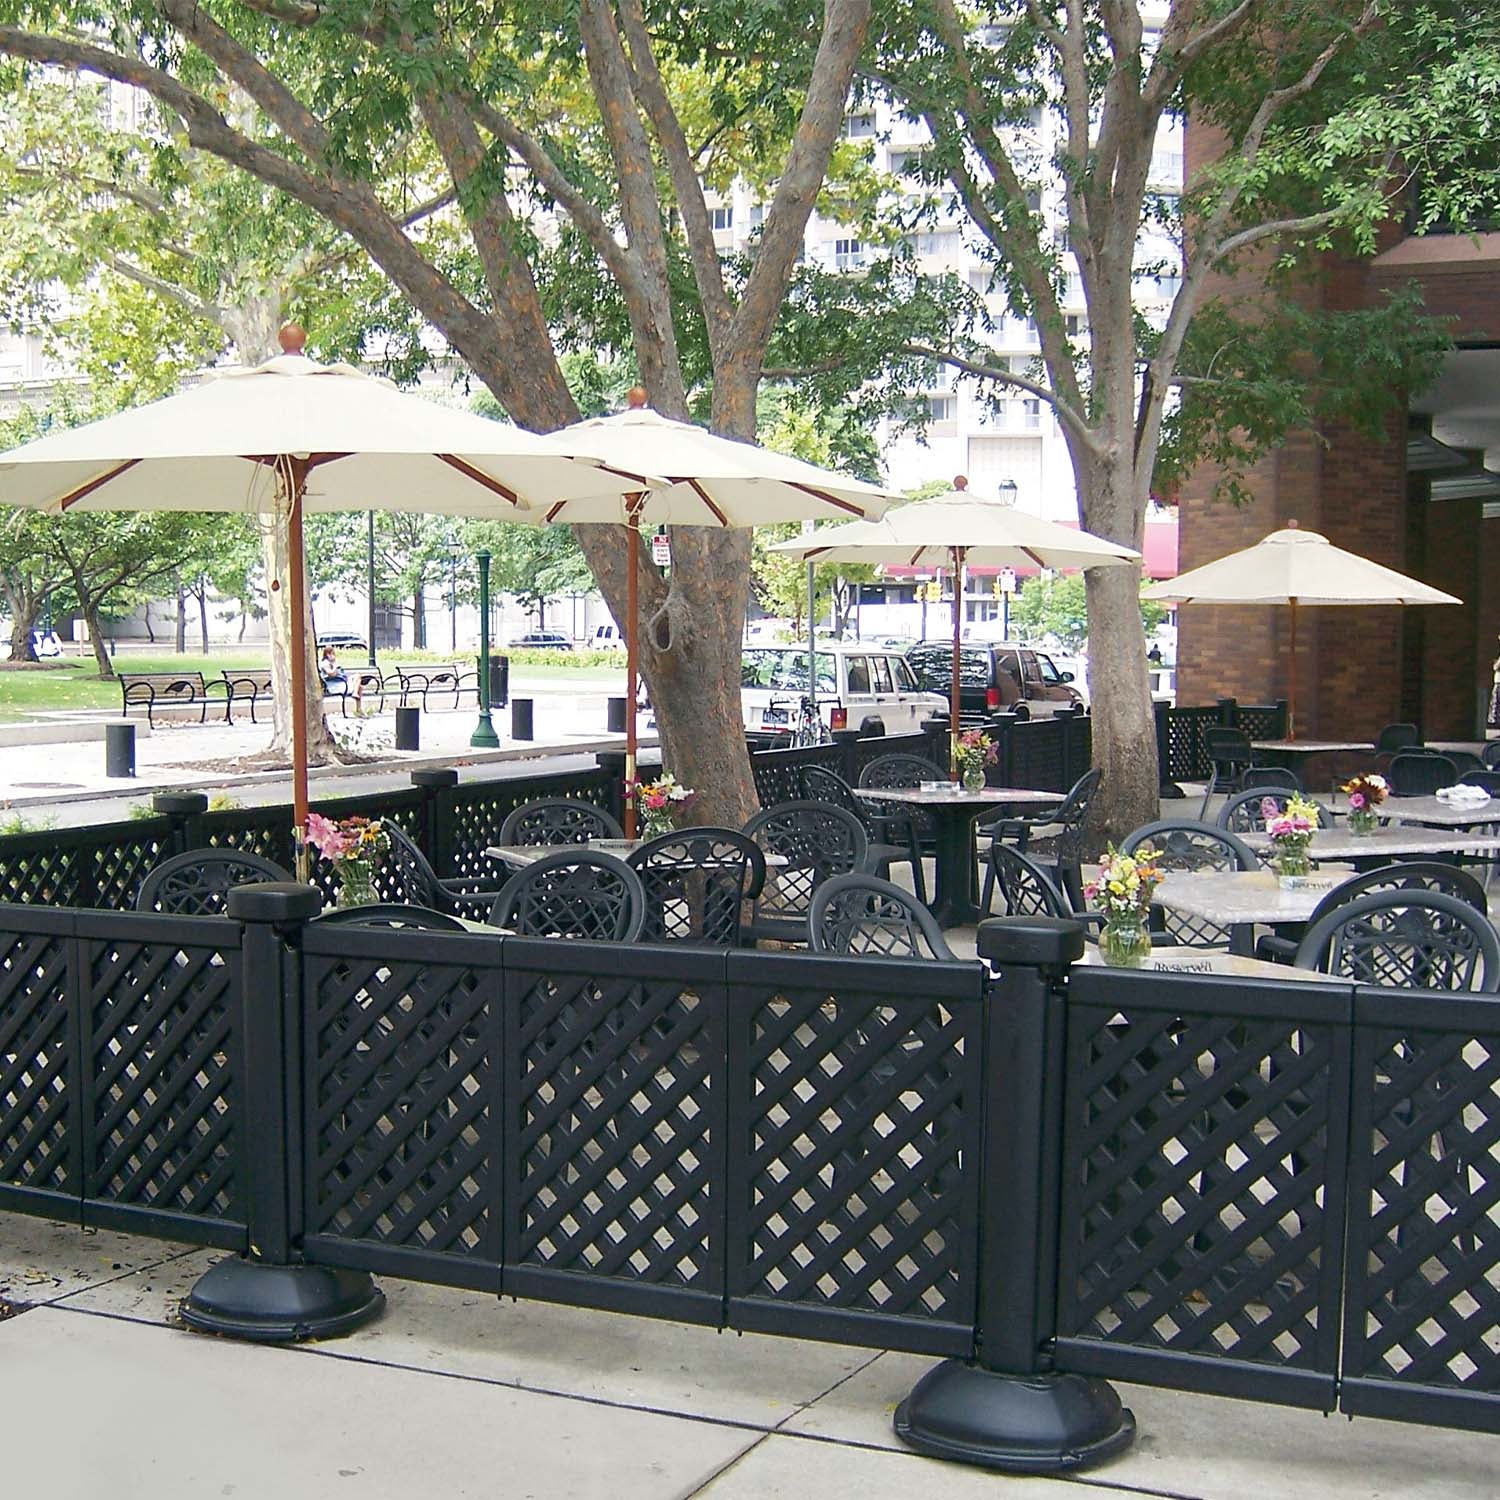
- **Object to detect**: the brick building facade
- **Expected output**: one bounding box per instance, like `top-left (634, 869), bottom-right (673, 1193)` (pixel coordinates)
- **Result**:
top-left (1177, 127), bottom-right (1500, 740)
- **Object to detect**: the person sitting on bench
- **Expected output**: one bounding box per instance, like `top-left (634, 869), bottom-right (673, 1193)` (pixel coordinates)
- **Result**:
top-left (319, 645), bottom-right (363, 710)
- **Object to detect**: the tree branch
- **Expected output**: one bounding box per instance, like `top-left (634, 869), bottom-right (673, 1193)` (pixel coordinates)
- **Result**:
top-left (102, 254), bottom-right (225, 324)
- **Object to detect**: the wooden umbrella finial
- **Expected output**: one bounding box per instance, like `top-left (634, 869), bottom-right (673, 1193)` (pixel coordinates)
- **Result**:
top-left (625, 386), bottom-right (649, 409)
top-left (953, 474), bottom-right (969, 491)
top-left (278, 323), bottom-right (308, 355)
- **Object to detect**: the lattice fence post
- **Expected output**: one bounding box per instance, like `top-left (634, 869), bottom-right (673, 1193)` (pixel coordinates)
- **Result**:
top-left (832, 727), bottom-right (864, 784)
top-left (596, 750), bottom-right (629, 827)
top-left (896, 916), bottom-right (1135, 1473)
top-left (181, 882), bottom-right (385, 1342)
top-left (152, 791), bottom-right (208, 857)
top-left (410, 768), bottom-right (458, 872)
top-left (1218, 696), bottom-right (1238, 727)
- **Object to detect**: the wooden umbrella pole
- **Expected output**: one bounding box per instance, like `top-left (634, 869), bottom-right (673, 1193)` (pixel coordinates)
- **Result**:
top-left (1288, 597), bottom-right (1298, 741)
top-left (950, 545), bottom-right (964, 778)
top-left (624, 502), bottom-right (641, 838)
top-left (286, 457), bottom-right (312, 881)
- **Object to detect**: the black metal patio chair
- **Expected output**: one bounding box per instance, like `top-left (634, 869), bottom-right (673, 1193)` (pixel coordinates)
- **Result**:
top-left (807, 873), bottom-right (957, 961)
top-left (489, 850), bottom-right (645, 941)
top-left (978, 767), bottom-right (1098, 911)
top-left (378, 824), bottom-right (510, 921)
top-left (1239, 765), bottom-right (1304, 795)
top-left (311, 902), bottom-right (468, 930)
top-left (1120, 819), bottom-right (1257, 949)
top-left (1199, 727), bottom-right (1269, 818)
top-left (799, 764), bottom-right (926, 901)
top-left (135, 848), bottom-right (293, 915)
top-left (497, 798), bottom-right (624, 847)
top-left (1388, 751), bottom-right (1458, 798)
top-left (741, 800), bottom-right (868, 945)
top-left (1217, 787), bottom-right (1334, 838)
top-left (627, 828), bottom-right (766, 946)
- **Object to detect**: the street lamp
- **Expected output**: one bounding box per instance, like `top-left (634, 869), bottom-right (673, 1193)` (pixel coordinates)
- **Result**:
top-left (447, 543), bottom-right (460, 654)
top-left (470, 547), bottom-right (499, 748)
top-left (997, 477), bottom-right (1019, 506)
top-left (366, 511), bottom-right (377, 667)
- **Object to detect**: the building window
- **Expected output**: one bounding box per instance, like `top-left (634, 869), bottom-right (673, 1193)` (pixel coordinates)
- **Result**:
top-left (1023, 399), bottom-right (1041, 430)
top-left (833, 237), bottom-right (865, 270)
top-left (889, 150), bottom-right (923, 178)
top-left (844, 112), bottom-right (876, 139)
top-left (710, 205), bottom-right (733, 231)
top-left (749, 204), bottom-right (764, 227)
top-left (1065, 314), bottom-right (1085, 337)
top-left (926, 395), bottom-right (957, 422)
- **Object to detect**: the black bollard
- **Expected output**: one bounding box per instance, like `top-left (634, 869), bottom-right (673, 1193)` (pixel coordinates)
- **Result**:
top-left (394, 706), bottom-right (420, 751)
top-left (105, 721), bottom-right (136, 777)
top-left (511, 697), bottom-right (534, 740)
top-left (606, 696), bottom-right (628, 734)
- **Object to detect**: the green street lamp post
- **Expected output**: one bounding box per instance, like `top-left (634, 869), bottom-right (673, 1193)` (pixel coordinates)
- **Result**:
top-left (470, 547), bottom-right (499, 748)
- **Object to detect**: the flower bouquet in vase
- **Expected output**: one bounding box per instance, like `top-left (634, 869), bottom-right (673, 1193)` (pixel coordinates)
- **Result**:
top-left (1339, 773), bottom-right (1388, 836)
top-left (1085, 844), bottom-right (1163, 966)
top-left (306, 812), bottom-right (392, 908)
top-left (1264, 795), bottom-right (1319, 883)
top-left (630, 772), bottom-right (697, 840)
top-left (954, 728), bottom-right (997, 791)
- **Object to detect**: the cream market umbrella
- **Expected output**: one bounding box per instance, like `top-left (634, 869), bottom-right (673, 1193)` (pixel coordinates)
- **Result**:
top-left (544, 390), bottom-right (899, 832)
top-left (0, 325), bottom-right (647, 869)
top-left (771, 477), bottom-right (1140, 774)
top-left (1143, 520), bottom-right (1460, 737)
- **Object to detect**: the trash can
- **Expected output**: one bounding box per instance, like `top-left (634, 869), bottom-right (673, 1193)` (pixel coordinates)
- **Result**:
top-left (607, 696), bottom-right (628, 734)
top-left (483, 653), bottom-right (509, 707)
top-left (395, 706), bottom-right (420, 751)
top-left (511, 697), bottom-right (534, 741)
top-left (105, 721), bottom-right (135, 778)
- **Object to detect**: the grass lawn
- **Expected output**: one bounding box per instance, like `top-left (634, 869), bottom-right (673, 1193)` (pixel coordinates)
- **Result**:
top-left (0, 647), bottom-right (624, 722)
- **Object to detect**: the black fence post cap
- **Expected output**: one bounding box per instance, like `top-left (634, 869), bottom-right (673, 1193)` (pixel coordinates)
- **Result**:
top-left (152, 792), bottom-right (209, 816)
top-left (226, 882), bottom-right (322, 924)
top-left (410, 768), bottom-right (458, 788)
top-left (976, 916), bottom-right (1085, 969)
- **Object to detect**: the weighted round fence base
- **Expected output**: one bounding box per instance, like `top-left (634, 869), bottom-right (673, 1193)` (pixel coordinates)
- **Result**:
top-left (894, 1361), bottom-right (1135, 1474)
top-left (181, 1256), bottom-right (385, 1343)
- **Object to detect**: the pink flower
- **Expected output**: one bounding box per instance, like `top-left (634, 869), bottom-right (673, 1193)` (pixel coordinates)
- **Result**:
top-left (1260, 797), bottom-right (1281, 821)
top-left (1348, 792), bottom-right (1365, 809)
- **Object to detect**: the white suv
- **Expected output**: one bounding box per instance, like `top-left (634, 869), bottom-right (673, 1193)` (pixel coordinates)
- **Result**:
top-left (741, 644), bottom-right (947, 740)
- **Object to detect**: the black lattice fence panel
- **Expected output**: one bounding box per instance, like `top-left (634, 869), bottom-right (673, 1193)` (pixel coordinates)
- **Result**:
top-left (1341, 988), bottom-right (1500, 1429)
top-left (503, 940), bottom-right (726, 1322)
top-left (93, 820), bottom-right (176, 909)
top-left (200, 803), bottom-right (299, 872)
top-left (724, 952), bottom-right (983, 1355)
top-left (300, 927), bottom-right (501, 1286)
top-left (444, 769), bottom-right (615, 882)
top-left (1162, 706), bottom-right (1221, 782)
top-left (1054, 967), bottom-right (1352, 1407)
top-left (1235, 702), bottom-right (1288, 743)
top-left (0, 909), bottom-right (75, 1216)
top-left (847, 732), bottom-right (934, 781)
top-left (0, 819), bottom-right (175, 909)
top-left (1006, 719), bottom-right (1068, 791)
top-left (77, 911), bottom-right (246, 1246)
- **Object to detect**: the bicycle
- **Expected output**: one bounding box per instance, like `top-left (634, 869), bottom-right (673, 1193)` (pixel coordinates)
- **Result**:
top-left (789, 694), bottom-right (831, 747)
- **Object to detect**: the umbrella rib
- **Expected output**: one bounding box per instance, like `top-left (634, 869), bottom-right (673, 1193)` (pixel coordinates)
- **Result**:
top-left (56, 459), bottom-right (141, 510)
top-left (437, 453), bottom-right (523, 505)
top-left (683, 477), bottom-right (730, 526)
top-left (787, 482), bottom-right (866, 517)
top-left (1019, 546), bottom-right (1048, 569)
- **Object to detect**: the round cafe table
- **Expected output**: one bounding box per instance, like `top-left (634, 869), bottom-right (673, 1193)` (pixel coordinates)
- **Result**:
top-left (854, 785), bottom-right (1064, 927)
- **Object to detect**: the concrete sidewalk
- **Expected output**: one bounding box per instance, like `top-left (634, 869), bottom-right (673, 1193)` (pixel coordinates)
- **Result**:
top-left (2, 1215), bottom-right (1496, 1500)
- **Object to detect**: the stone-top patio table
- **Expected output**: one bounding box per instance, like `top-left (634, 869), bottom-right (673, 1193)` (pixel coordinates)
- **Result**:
top-left (1241, 824), bottom-right (1500, 862)
top-left (1076, 943), bottom-right (1334, 980)
top-left (1151, 868), bottom-right (1363, 956)
top-left (1382, 794), bottom-right (1500, 828)
top-left (1250, 739), bottom-right (1375, 770)
top-left (853, 785), bottom-right (1064, 927)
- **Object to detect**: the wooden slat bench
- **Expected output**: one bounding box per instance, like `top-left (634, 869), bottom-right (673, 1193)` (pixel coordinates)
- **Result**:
top-left (324, 666), bottom-right (396, 716)
top-left (394, 662), bottom-right (480, 711)
top-left (119, 671), bottom-right (232, 728)
top-left (222, 669), bottom-right (275, 724)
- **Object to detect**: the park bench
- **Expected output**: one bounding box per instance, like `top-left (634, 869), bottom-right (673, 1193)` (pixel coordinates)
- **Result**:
top-left (118, 671), bottom-right (232, 728)
top-left (394, 662), bottom-right (480, 711)
top-left (324, 665), bottom-right (397, 717)
top-left (221, 669), bottom-right (275, 724)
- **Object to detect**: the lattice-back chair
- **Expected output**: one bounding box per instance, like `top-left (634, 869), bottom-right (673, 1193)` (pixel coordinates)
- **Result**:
top-left (1388, 751), bottom-right (1458, 798)
top-left (1461, 769), bottom-right (1500, 796)
top-left (380, 824), bottom-right (507, 920)
top-left (311, 902), bottom-right (468, 930)
top-left (741, 801), bottom-right (868, 945)
top-left (1217, 788), bottom-right (1334, 839)
top-left (858, 752), bottom-right (948, 896)
top-left (1257, 860), bottom-right (1488, 964)
top-left (1120, 819), bottom-right (1257, 948)
top-left (489, 851), bottom-right (645, 941)
top-left (1375, 722), bottom-right (1423, 755)
top-left (497, 798), bottom-right (623, 848)
top-left (799, 764), bottom-right (926, 901)
top-left (807, 873), bottom-right (957, 961)
top-left (982, 843), bottom-right (1070, 919)
top-left (1294, 889), bottom-right (1500, 990)
top-left (1239, 765), bottom-right (1303, 795)
top-left (1199, 727), bottom-right (1262, 817)
top-left (627, 828), bottom-right (766, 946)
top-left (979, 767), bottom-right (1100, 911)
top-left (135, 848), bottom-right (292, 915)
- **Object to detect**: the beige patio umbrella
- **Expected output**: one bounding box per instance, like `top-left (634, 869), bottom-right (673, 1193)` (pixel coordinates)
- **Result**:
top-left (1143, 520), bottom-right (1461, 738)
top-left (0, 325), bottom-right (647, 871)
top-left (543, 389), bottom-right (899, 833)
top-left (771, 477), bottom-right (1140, 774)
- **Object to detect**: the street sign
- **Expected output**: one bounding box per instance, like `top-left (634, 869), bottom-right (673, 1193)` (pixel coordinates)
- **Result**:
top-left (999, 567), bottom-right (1017, 595)
top-left (651, 533), bottom-right (671, 568)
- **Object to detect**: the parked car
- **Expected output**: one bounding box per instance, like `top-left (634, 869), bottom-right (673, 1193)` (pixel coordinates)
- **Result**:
top-left (316, 629), bottom-right (368, 653)
top-left (904, 640), bottom-right (1085, 718)
top-left (513, 630), bottom-right (573, 651)
top-left (741, 643), bottom-right (947, 740)
top-left (588, 623), bottom-right (625, 650)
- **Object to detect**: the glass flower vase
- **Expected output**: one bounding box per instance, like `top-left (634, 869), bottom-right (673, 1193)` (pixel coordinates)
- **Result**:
top-left (641, 812), bottom-right (675, 841)
top-left (336, 859), bottom-right (376, 908)
top-left (1098, 913), bottom-right (1153, 967)
top-left (960, 761), bottom-right (986, 792)
top-left (1274, 846), bottom-right (1311, 879)
top-left (1347, 807), bottom-right (1379, 836)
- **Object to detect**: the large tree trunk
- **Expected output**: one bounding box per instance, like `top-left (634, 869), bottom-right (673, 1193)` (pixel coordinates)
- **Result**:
top-left (174, 578), bottom-right (187, 653)
top-left (198, 580), bottom-right (210, 653)
top-left (412, 587), bottom-right (425, 648)
top-left (82, 603), bottom-right (114, 679)
top-left (262, 521), bottom-right (340, 762)
top-left (3, 582), bottom-right (40, 662)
